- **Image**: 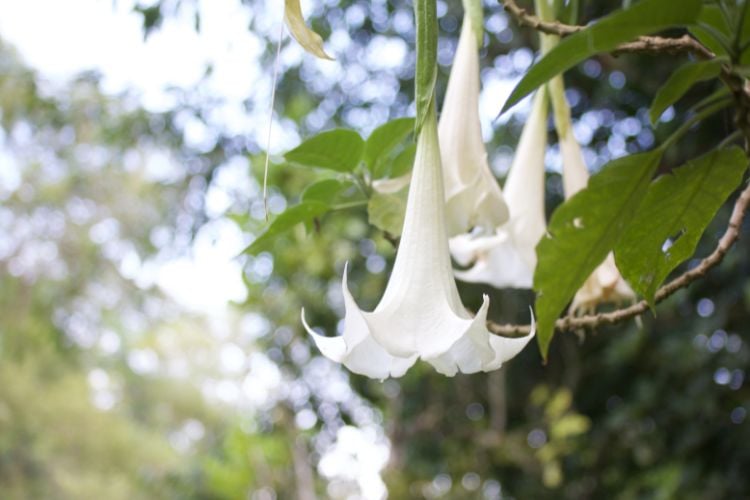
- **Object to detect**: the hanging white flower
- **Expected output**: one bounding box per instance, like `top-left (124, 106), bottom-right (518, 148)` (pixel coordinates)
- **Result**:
top-left (439, 14), bottom-right (509, 237)
top-left (548, 75), bottom-right (636, 315)
top-left (450, 88), bottom-right (549, 289)
top-left (302, 106), bottom-right (534, 379)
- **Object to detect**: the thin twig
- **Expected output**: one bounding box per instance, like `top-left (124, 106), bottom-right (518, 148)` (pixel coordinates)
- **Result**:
top-left (488, 180), bottom-right (750, 337)
top-left (501, 0), bottom-right (582, 36)
top-left (500, 0), bottom-right (714, 59)
top-left (483, 0), bottom-right (750, 338)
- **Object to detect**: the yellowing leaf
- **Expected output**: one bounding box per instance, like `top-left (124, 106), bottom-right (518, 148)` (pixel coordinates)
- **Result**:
top-left (284, 0), bottom-right (333, 60)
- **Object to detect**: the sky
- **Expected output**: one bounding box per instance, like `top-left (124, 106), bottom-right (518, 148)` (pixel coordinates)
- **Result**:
top-left (0, 0), bottom-right (267, 315)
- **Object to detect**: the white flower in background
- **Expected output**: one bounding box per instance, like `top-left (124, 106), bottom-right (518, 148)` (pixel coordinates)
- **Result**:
top-left (548, 74), bottom-right (636, 315)
top-left (439, 14), bottom-right (509, 237)
top-left (451, 88), bottom-right (549, 288)
top-left (302, 107), bottom-right (534, 379)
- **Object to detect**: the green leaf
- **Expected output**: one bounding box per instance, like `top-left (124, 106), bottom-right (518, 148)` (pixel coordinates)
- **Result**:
top-left (243, 202), bottom-right (329, 255)
top-left (740, 1), bottom-right (750, 64)
top-left (390, 143), bottom-right (417, 178)
top-left (614, 147), bottom-right (747, 304)
top-left (650, 58), bottom-right (725, 125)
top-left (534, 150), bottom-right (663, 359)
top-left (414, 0), bottom-right (438, 133)
top-left (285, 129), bottom-right (364, 173)
top-left (363, 118), bottom-right (415, 178)
top-left (301, 179), bottom-right (348, 204)
top-left (368, 188), bottom-right (408, 236)
top-left (500, 0), bottom-right (703, 114)
top-left (690, 5), bottom-right (732, 58)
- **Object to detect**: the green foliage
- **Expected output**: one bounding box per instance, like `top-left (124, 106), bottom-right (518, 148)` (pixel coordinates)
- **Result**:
top-left (534, 151), bottom-right (663, 359)
top-left (285, 129), bottom-right (364, 172)
top-left (301, 178), bottom-right (352, 204)
top-left (690, 5), bottom-right (733, 57)
top-left (615, 147), bottom-right (748, 303)
top-left (0, 359), bottom-right (180, 500)
top-left (244, 201), bottom-right (330, 255)
top-left (501, 0), bottom-right (703, 114)
top-left (247, 117), bottom-right (416, 254)
top-left (364, 117), bottom-right (414, 178)
top-left (650, 58), bottom-right (725, 124)
top-left (368, 187), bottom-right (409, 236)
top-left (390, 142), bottom-right (417, 178)
top-left (203, 426), bottom-right (294, 500)
top-left (5, 1), bottom-right (750, 499)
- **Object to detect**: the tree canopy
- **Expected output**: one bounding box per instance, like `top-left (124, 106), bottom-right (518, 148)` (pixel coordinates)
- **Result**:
top-left (1, 0), bottom-right (749, 498)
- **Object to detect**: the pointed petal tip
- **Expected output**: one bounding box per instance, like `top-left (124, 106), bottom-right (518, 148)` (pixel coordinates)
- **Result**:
top-left (301, 307), bottom-right (347, 362)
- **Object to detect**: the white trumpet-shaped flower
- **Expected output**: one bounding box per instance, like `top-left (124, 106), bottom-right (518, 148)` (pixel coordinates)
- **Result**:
top-left (302, 107), bottom-right (534, 379)
top-left (450, 89), bottom-right (549, 288)
top-left (439, 15), bottom-right (509, 237)
top-left (548, 75), bottom-right (636, 315)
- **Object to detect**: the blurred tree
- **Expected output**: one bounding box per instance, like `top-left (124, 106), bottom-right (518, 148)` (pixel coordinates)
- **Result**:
top-left (0, 0), bottom-right (749, 499)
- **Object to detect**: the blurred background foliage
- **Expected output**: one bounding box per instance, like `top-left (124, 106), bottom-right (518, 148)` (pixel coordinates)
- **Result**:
top-left (0, 0), bottom-right (748, 499)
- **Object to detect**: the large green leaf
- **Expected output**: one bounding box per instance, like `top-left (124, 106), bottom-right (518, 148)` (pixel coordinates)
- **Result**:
top-left (285, 129), bottom-right (364, 172)
top-left (368, 188), bottom-right (408, 236)
top-left (390, 143), bottom-right (417, 178)
top-left (243, 202), bottom-right (329, 255)
top-left (301, 178), bottom-right (350, 204)
top-left (414, 0), bottom-right (438, 133)
top-left (533, 150), bottom-right (663, 359)
top-left (500, 0), bottom-right (703, 114)
top-left (689, 5), bottom-right (732, 58)
top-left (363, 118), bottom-right (415, 178)
top-left (614, 147), bottom-right (747, 304)
top-left (649, 58), bottom-right (725, 124)
top-left (740, 1), bottom-right (750, 64)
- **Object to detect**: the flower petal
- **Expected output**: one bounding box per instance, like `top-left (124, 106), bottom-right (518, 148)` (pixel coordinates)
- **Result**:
top-left (439, 16), bottom-right (508, 236)
top-left (449, 231), bottom-right (508, 267)
top-left (483, 311), bottom-right (536, 371)
top-left (569, 253), bottom-right (635, 316)
top-left (424, 295), bottom-right (493, 376)
top-left (301, 266), bottom-right (418, 380)
top-left (502, 89), bottom-right (548, 269)
top-left (453, 230), bottom-right (535, 289)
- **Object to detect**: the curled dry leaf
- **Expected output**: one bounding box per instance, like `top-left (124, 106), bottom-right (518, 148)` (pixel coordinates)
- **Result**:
top-left (284, 0), bottom-right (333, 60)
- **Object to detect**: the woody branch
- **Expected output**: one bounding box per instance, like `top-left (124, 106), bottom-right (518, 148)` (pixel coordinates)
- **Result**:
top-left (486, 0), bottom-right (750, 338)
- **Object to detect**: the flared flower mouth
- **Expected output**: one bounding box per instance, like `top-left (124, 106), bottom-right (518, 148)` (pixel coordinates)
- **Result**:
top-left (450, 88), bottom-right (549, 289)
top-left (302, 106), bottom-right (534, 379)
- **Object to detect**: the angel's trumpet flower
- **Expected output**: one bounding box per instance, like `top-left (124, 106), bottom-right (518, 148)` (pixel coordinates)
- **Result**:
top-left (548, 75), bottom-right (636, 315)
top-left (439, 14), bottom-right (509, 236)
top-left (302, 107), bottom-right (534, 379)
top-left (450, 89), bottom-right (549, 288)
